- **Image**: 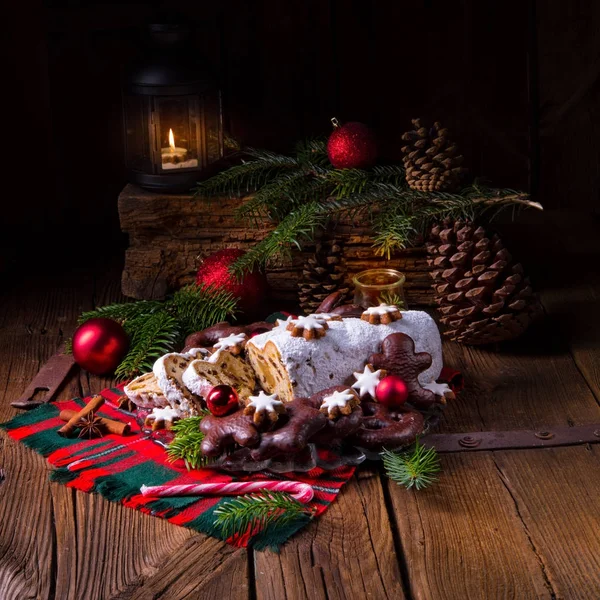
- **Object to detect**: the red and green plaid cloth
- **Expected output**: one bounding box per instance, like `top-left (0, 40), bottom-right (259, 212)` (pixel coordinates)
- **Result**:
top-left (0, 385), bottom-right (355, 551)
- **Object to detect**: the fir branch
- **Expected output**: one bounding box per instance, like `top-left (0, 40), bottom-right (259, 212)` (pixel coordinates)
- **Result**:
top-left (77, 300), bottom-right (163, 328)
top-left (114, 311), bottom-right (180, 380)
top-left (231, 202), bottom-right (329, 276)
top-left (195, 150), bottom-right (298, 198)
top-left (381, 439), bottom-right (441, 491)
top-left (169, 285), bottom-right (237, 334)
top-left (213, 491), bottom-right (313, 540)
top-left (295, 137), bottom-right (328, 165)
top-left (167, 414), bottom-right (210, 470)
top-left (371, 204), bottom-right (417, 259)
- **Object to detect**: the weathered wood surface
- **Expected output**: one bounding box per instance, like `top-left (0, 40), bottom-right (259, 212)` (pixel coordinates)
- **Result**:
top-left (118, 184), bottom-right (435, 306)
top-left (1, 212), bottom-right (600, 599)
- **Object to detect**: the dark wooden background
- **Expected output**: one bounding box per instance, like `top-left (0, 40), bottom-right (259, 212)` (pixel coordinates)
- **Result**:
top-left (4, 0), bottom-right (599, 272)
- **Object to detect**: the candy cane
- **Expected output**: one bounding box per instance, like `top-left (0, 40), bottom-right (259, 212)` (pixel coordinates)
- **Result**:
top-left (140, 481), bottom-right (314, 503)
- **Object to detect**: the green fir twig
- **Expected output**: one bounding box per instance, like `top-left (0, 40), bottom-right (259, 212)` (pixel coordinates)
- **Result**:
top-left (213, 491), bottom-right (314, 540)
top-left (114, 311), bottom-right (179, 380)
top-left (166, 414), bottom-right (210, 470)
top-left (381, 439), bottom-right (441, 491)
top-left (70, 285), bottom-right (238, 380)
top-left (194, 139), bottom-right (541, 278)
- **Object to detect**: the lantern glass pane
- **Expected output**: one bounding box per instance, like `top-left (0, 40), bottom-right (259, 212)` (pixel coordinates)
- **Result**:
top-left (123, 94), bottom-right (152, 172)
top-left (155, 96), bottom-right (199, 171)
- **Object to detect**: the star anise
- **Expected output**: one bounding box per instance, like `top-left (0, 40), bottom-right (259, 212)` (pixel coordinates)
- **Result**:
top-left (77, 412), bottom-right (105, 439)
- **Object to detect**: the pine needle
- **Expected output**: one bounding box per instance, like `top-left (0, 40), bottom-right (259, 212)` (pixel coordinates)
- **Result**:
top-left (381, 439), bottom-right (441, 490)
top-left (213, 491), bottom-right (313, 540)
top-left (169, 285), bottom-right (237, 333)
top-left (114, 311), bottom-right (180, 380)
top-left (167, 414), bottom-right (210, 470)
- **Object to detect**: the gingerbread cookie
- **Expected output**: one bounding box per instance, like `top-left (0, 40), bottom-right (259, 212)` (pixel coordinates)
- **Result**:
top-left (303, 386), bottom-right (363, 445)
top-left (144, 406), bottom-right (180, 431)
top-left (287, 315), bottom-right (329, 340)
top-left (243, 391), bottom-right (286, 426)
top-left (249, 398), bottom-right (327, 461)
top-left (349, 402), bottom-right (425, 450)
top-left (318, 388), bottom-right (360, 419)
top-left (368, 332), bottom-right (438, 409)
top-left (361, 304), bottom-right (402, 325)
top-left (352, 364), bottom-right (387, 400)
top-left (183, 321), bottom-right (274, 351)
top-left (200, 411), bottom-right (260, 456)
top-left (214, 332), bottom-right (247, 355)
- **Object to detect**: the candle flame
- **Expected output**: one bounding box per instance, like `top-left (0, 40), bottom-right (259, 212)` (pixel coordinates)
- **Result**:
top-left (168, 128), bottom-right (176, 152)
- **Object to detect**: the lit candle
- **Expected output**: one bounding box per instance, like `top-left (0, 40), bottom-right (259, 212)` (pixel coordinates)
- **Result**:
top-left (161, 129), bottom-right (197, 170)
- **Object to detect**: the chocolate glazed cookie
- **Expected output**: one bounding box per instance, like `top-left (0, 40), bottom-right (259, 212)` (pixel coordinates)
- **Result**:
top-left (349, 402), bottom-right (425, 451)
top-left (183, 321), bottom-right (274, 351)
top-left (305, 386), bottom-right (364, 445)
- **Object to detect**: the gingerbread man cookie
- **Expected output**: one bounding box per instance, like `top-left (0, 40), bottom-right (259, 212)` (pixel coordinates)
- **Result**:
top-left (368, 332), bottom-right (438, 409)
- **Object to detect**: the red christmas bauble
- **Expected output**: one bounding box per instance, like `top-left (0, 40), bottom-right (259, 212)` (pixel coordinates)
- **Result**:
top-left (376, 375), bottom-right (409, 408)
top-left (327, 120), bottom-right (378, 169)
top-left (72, 318), bottom-right (129, 375)
top-left (196, 248), bottom-right (267, 316)
top-left (206, 385), bottom-right (239, 417)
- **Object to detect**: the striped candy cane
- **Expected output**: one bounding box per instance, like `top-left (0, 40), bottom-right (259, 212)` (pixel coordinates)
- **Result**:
top-left (140, 480), bottom-right (314, 503)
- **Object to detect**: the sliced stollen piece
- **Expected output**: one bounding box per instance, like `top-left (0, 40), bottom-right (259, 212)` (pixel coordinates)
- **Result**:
top-left (182, 350), bottom-right (256, 404)
top-left (124, 372), bottom-right (169, 410)
top-left (246, 312), bottom-right (443, 402)
top-left (153, 348), bottom-right (209, 417)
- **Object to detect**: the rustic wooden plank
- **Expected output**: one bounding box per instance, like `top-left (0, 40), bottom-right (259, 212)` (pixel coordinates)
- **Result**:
top-left (389, 452), bottom-right (554, 599)
top-left (0, 333), bottom-right (63, 600)
top-left (493, 446), bottom-right (600, 599)
top-left (0, 437), bottom-right (55, 600)
top-left (254, 468), bottom-right (406, 600)
top-left (124, 539), bottom-right (248, 600)
top-left (118, 184), bottom-right (435, 306)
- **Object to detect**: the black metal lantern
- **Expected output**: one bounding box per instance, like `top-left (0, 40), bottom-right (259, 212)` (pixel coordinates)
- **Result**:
top-left (123, 24), bottom-right (224, 192)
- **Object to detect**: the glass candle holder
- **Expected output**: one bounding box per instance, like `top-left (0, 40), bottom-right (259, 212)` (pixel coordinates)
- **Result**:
top-left (353, 269), bottom-right (407, 309)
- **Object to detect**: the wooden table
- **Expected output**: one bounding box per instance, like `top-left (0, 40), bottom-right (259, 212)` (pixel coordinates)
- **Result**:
top-left (1, 213), bottom-right (599, 599)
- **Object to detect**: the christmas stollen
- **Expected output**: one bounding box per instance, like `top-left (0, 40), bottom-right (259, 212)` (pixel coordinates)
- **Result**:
top-left (246, 311), bottom-right (443, 402)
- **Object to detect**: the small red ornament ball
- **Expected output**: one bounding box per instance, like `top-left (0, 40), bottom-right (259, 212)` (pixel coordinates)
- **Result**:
top-left (196, 248), bottom-right (267, 316)
top-left (376, 375), bottom-right (409, 408)
top-left (72, 318), bottom-right (129, 375)
top-left (327, 120), bottom-right (378, 169)
top-left (206, 385), bottom-right (239, 417)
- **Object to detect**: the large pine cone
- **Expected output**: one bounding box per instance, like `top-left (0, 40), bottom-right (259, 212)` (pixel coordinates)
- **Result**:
top-left (426, 221), bottom-right (543, 345)
top-left (401, 119), bottom-right (467, 192)
top-left (298, 238), bottom-right (350, 314)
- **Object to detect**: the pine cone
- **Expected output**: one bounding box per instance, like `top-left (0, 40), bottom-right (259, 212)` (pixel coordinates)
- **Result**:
top-left (298, 239), bottom-right (350, 314)
top-left (427, 220), bottom-right (543, 345)
top-left (401, 119), bottom-right (467, 192)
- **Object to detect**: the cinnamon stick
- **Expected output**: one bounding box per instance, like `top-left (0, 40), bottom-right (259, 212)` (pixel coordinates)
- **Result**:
top-left (58, 409), bottom-right (130, 436)
top-left (57, 395), bottom-right (105, 437)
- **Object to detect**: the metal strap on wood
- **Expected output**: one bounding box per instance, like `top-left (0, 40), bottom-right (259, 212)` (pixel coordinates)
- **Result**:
top-left (426, 425), bottom-right (600, 452)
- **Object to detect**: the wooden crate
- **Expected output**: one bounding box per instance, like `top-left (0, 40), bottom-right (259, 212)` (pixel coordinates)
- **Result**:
top-left (118, 184), bottom-right (435, 306)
